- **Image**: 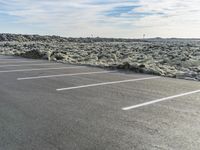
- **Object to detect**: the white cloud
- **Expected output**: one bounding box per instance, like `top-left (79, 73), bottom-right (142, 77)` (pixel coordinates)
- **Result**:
top-left (0, 0), bottom-right (200, 37)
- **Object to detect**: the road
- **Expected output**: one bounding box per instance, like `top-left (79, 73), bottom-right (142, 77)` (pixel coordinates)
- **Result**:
top-left (0, 55), bottom-right (200, 150)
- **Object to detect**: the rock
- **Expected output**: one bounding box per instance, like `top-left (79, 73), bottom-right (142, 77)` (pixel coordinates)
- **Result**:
top-left (196, 74), bottom-right (200, 81)
top-left (21, 49), bottom-right (45, 59)
top-left (53, 52), bottom-right (68, 60)
top-left (176, 71), bottom-right (197, 80)
top-left (118, 61), bottom-right (131, 69)
top-left (0, 33), bottom-right (200, 82)
top-left (46, 51), bottom-right (52, 61)
top-left (111, 53), bottom-right (117, 61)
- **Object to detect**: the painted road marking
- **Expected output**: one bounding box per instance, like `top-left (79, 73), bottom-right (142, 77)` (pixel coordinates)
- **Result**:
top-left (0, 60), bottom-right (44, 64)
top-left (122, 89), bottom-right (200, 110)
top-left (56, 76), bottom-right (160, 91)
top-left (17, 71), bottom-right (116, 80)
top-left (0, 63), bottom-right (60, 68)
top-left (0, 66), bottom-right (85, 73)
top-left (0, 58), bottom-right (23, 60)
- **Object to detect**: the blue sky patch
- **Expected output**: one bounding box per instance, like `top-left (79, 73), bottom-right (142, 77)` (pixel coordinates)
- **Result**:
top-left (105, 6), bottom-right (139, 17)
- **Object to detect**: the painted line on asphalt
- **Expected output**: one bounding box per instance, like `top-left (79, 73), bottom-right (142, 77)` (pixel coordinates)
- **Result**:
top-left (0, 63), bottom-right (61, 68)
top-left (56, 76), bottom-right (160, 91)
top-left (0, 66), bottom-right (85, 73)
top-left (0, 60), bottom-right (44, 64)
top-left (122, 89), bottom-right (200, 110)
top-left (17, 70), bottom-right (116, 80)
top-left (0, 58), bottom-right (23, 60)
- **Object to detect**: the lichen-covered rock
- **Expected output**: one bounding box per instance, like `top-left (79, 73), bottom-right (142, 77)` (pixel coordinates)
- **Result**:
top-left (21, 49), bottom-right (46, 59)
top-left (45, 51), bottom-right (52, 61)
top-left (53, 52), bottom-right (68, 60)
top-left (0, 34), bottom-right (200, 81)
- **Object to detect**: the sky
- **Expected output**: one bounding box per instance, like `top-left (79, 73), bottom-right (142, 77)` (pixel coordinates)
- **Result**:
top-left (0, 0), bottom-right (200, 38)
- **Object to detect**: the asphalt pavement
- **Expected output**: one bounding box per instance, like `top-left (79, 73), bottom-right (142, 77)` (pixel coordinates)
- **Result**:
top-left (0, 55), bottom-right (200, 150)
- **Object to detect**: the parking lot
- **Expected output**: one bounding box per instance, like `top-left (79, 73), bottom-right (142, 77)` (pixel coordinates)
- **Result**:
top-left (0, 55), bottom-right (200, 150)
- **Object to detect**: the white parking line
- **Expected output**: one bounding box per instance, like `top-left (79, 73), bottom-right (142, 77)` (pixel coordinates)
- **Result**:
top-left (0, 63), bottom-right (61, 68)
top-left (0, 59), bottom-right (23, 60)
top-left (122, 89), bottom-right (200, 110)
top-left (0, 60), bottom-right (44, 64)
top-left (56, 76), bottom-right (160, 91)
top-left (0, 66), bottom-right (85, 73)
top-left (17, 71), bottom-right (116, 80)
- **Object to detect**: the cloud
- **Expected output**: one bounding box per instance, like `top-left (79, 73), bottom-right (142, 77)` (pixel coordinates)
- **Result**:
top-left (0, 0), bottom-right (200, 37)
